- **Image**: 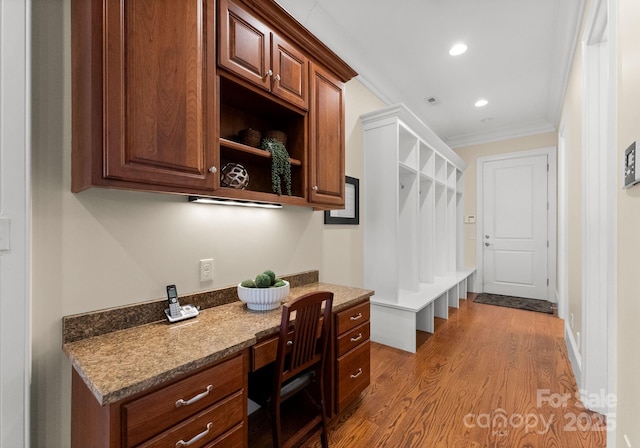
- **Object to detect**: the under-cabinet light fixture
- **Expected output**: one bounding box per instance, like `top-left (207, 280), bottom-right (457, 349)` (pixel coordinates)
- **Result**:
top-left (188, 196), bottom-right (283, 209)
top-left (475, 99), bottom-right (489, 108)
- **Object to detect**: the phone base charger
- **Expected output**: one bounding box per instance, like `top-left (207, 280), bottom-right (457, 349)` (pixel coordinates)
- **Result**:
top-left (164, 304), bottom-right (200, 323)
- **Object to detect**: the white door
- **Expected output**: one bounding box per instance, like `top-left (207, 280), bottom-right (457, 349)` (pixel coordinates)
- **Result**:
top-left (482, 154), bottom-right (548, 300)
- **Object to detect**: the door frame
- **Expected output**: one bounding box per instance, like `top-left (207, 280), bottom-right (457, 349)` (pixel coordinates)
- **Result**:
top-left (0, 0), bottom-right (32, 446)
top-left (476, 147), bottom-right (557, 301)
top-left (580, 0), bottom-right (617, 426)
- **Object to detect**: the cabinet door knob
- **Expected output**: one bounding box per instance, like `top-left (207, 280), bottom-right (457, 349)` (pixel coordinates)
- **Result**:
top-left (274, 74), bottom-right (281, 81)
top-left (312, 185), bottom-right (318, 191)
top-left (208, 166), bottom-right (217, 174)
top-left (266, 69), bottom-right (273, 77)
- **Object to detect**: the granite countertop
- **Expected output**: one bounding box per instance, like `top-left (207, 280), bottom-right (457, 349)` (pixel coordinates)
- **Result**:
top-left (63, 281), bottom-right (373, 406)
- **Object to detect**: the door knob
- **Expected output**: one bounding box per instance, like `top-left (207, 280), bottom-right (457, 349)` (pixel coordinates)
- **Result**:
top-left (208, 166), bottom-right (217, 174)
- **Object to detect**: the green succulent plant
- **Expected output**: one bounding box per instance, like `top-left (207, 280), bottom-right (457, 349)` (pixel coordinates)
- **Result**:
top-left (261, 138), bottom-right (292, 196)
top-left (240, 279), bottom-right (256, 288)
top-left (254, 273), bottom-right (272, 288)
top-left (263, 270), bottom-right (276, 285)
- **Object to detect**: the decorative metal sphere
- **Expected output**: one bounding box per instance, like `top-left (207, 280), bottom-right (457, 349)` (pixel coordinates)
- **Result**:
top-left (220, 163), bottom-right (249, 189)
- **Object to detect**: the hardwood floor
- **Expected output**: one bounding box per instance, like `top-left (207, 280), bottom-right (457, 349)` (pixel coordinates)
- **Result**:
top-left (250, 294), bottom-right (606, 447)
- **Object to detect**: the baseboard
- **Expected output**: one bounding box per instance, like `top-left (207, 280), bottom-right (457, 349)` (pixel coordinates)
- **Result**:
top-left (564, 322), bottom-right (582, 390)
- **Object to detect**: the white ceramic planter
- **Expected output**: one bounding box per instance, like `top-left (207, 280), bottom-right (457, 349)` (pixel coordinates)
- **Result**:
top-left (237, 280), bottom-right (290, 311)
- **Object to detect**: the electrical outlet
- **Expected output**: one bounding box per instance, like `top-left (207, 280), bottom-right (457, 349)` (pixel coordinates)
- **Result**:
top-left (200, 259), bottom-right (214, 282)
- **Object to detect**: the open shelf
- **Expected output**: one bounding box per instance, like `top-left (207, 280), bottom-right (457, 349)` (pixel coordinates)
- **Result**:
top-left (220, 138), bottom-right (302, 166)
top-left (398, 124), bottom-right (418, 170)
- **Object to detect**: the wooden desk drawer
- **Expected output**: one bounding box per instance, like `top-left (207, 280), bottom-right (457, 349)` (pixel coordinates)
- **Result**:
top-left (124, 355), bottom-right (243, 447)
top-left (335, 300), bottom-right (370, 335)
top-left (336, 321), bottom-right (370, 358)
top-left (251, 336), bottom-right (278, 372)
top-left (204, 422), bottom-right (245, 448)
top-left (336, 340), bottom-right (370, 413)
top-left (138, 391), bottom-right (244, 448)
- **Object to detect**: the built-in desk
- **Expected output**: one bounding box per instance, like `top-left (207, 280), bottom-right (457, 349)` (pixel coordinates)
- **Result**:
top-left (63, 275), bottom-right (373, 448)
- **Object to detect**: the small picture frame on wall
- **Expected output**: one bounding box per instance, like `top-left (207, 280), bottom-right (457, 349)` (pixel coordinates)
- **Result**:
top-left (324, 176), bottom-right (359, 225)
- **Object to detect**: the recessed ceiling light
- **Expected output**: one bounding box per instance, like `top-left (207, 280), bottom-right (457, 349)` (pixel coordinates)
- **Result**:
top-left (475, 99), bottom-right (489, 107)
top-left (449, 43), bottom-right (468, 56)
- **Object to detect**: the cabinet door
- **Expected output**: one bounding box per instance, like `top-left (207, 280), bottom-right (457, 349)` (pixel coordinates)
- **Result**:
top-left (103, 0), bottom-right (217, 190)
top-left (218, 0), bottom-right (270, 91)
top-left (271, 33), bottom-right (308, 110)
top-left (309, 63), bottom-right (345, 206)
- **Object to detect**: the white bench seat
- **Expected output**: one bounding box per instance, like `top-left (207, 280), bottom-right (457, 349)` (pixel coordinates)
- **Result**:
top-left (370, 268), bottom-right (476, 353)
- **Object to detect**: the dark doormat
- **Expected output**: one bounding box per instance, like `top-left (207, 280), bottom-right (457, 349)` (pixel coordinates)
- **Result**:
top-left (473, 293), bottom-right (554, 314)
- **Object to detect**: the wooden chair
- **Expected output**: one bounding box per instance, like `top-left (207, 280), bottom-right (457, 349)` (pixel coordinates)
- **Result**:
top-left (269, 291), bottom-right (333, 448)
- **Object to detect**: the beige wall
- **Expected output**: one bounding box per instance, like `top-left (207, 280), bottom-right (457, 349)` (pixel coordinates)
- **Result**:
top-left (321, 80), bottom-right (386, 286)
top-left (30, 1), bottom-right (384, 445)
top-left (616, 0), bottom-right (640, 443)
top-left (453, 132), bottom-right (558, 267)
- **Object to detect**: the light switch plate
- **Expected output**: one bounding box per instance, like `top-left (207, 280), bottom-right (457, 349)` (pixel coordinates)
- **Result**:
top-left (0, 218), bottom-right (10, 251)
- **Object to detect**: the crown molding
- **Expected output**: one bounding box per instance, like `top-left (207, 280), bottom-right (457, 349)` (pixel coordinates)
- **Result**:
top-left (446, 120), bottom-right (557, 149)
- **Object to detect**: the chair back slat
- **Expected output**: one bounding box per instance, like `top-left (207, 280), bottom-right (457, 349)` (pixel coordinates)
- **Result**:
top-left (269, 290), bottom-right (333, 448)
top-left (276, 291), bottom-right (333, 385)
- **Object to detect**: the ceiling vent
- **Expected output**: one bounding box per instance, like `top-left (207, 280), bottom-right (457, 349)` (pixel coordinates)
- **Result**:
top-left (424, 96), bottom-right (441, 106)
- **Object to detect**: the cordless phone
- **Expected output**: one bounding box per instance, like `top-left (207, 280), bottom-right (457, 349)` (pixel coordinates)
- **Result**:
top-left (167, 285), bottom-right (181, 318)
top-left (164, 284), bottom-right (199, 323)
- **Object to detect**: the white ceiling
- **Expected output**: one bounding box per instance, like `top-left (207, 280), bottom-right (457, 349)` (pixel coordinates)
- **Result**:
top-left (275, 0), bottom-right (585, 148)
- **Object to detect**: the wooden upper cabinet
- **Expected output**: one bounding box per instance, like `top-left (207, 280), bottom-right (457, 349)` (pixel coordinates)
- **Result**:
top-left (271, 33), bottom-right (308, 110)
top-left (72, 0), bottom-right (356, 207)
top-left (218, 0), bottom-right (270, 90)
top-left (72, 0), bottom-right (218, 194)
top-left (218, 0), bottom-right (308, 110)
top-left (309, 63), bottom-right (345, 207)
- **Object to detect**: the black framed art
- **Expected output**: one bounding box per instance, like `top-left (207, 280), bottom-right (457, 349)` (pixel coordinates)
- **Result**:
top-left (324, 176), bottom-right (359, 225)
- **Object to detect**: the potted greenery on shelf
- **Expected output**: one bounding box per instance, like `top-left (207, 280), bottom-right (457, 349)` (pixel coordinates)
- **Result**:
top-left (261, 138), bottom-right (292, 196)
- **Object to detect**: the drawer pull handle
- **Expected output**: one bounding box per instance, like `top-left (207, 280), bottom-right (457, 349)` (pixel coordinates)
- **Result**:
top-left (350, 368), bottom-right (363, 379)
top-left (175, 422), bottom-right (212, 447)
top-left (350, 333), bottom-right (363, 343)
top-left (349, 312), bottom-right (363, 321)
top-left (175, 385), bottom-right (213, 408)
